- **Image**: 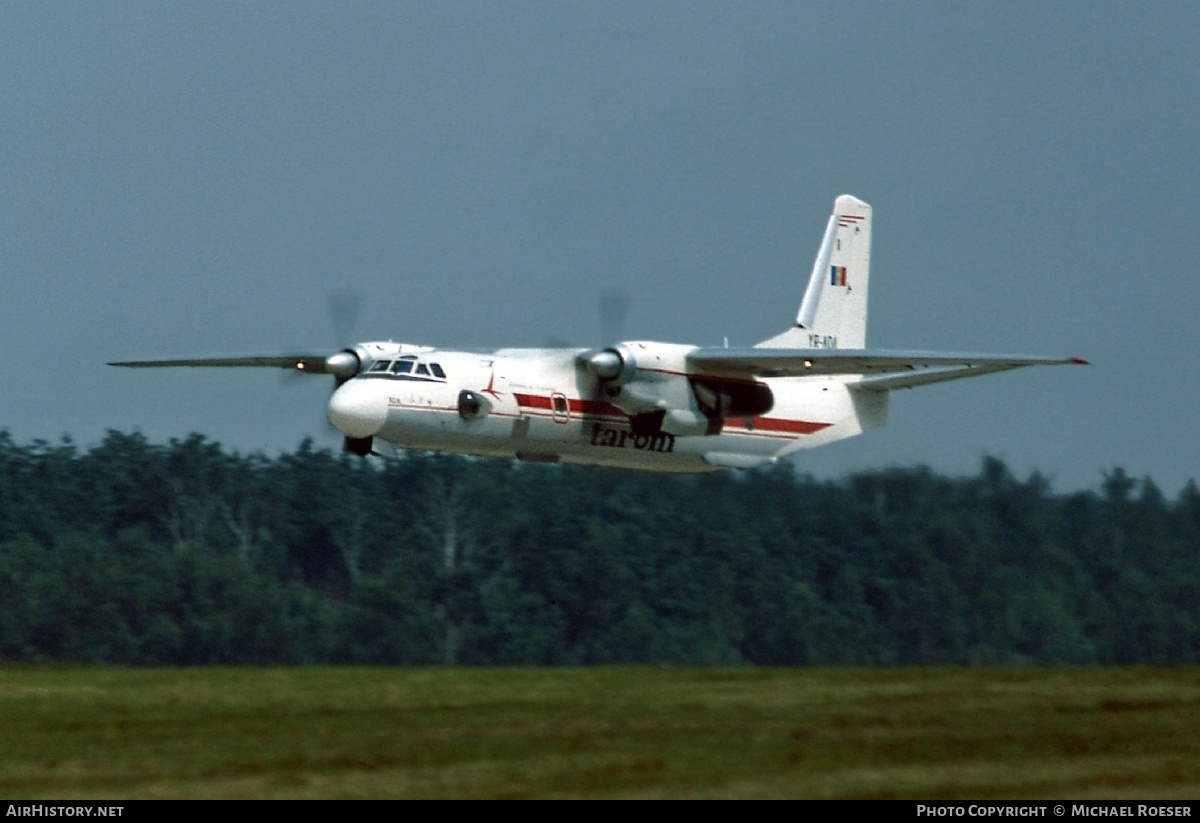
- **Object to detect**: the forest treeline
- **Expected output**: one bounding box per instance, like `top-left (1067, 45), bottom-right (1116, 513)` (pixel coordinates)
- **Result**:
top-left (0, 429), bottom-right (1196, 666)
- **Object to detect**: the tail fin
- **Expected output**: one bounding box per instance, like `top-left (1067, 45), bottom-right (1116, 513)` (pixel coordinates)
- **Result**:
top-left (757, 194), bottom-right (872, 349)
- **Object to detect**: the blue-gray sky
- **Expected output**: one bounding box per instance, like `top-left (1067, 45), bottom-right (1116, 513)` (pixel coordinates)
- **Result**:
top-left (3, 1), bottom-right (1196, 493)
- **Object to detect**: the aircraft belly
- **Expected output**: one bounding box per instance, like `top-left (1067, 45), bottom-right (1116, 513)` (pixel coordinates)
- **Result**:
top-left (560, 449), bottom-right (716, 474)
top-left (376, 408), bottom-right (792, 473)
top-left (375, 404), bottom-right (671, 469)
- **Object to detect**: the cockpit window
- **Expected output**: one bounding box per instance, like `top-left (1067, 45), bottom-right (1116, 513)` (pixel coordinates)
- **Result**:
top-left (362, 356), bottom-right (448, 381)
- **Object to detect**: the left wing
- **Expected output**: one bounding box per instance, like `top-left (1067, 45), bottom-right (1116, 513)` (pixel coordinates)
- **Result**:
top-left (687, 347), bottom-right (1088, 390)
top-left (107, 350), bottom-right (364, 379)
top-left (108, 355), bottom-right (330, 370)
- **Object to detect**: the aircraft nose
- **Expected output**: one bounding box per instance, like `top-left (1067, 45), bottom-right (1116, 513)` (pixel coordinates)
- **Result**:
top-left (327, 380), bottom-right (387, 439)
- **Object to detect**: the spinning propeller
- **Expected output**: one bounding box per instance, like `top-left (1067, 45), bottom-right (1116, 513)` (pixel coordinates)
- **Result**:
top-left (578, 289), bottom-right (636, 402)
top-left (578, 289), bottom-right (665, 432)
top-left (108, 293), bottom-right (378, 454)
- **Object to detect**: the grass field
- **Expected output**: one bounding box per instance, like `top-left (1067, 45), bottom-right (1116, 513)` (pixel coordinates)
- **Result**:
top-left (1, 666), bottom-right (1198, 799)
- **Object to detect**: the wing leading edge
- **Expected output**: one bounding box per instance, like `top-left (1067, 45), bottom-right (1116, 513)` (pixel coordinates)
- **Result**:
top-left (687, 347), bottom-right (1088, 390)
top-left (109, 356), bottom-right (326, 369)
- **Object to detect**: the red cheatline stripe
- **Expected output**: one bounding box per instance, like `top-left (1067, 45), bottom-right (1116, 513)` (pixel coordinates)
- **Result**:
top-left (513, 393), bottom-right (552, 409)
top-left (724, 417), bottom-right (831, 434)
top-left (514, 393), bottom-right (830, 434)
top-left (570, 397), bottom-right (626, 416)
top-left (514, 393), bottom-right (625, 417)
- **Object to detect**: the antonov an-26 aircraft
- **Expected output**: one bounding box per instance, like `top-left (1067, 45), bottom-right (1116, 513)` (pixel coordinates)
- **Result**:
top-left (111, 195), bottom-right (1086, 473)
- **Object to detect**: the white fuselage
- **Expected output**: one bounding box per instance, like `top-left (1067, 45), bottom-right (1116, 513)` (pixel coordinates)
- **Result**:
top-left (113, 194), bottom-right (1081, 471)
top-left (327, 341), bottom-right (889, 473)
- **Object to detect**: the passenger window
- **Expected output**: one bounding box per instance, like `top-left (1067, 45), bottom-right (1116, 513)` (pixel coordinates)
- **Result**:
top-left (430, 363), bottom-right (446, 379)
top-left (391, 360), bottom-right (413, 374)
top-left (553, 395), bottom-right (568, 413)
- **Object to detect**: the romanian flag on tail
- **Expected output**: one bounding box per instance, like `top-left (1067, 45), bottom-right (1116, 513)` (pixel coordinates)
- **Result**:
top-left (830, 265), bottom-right (848, 287)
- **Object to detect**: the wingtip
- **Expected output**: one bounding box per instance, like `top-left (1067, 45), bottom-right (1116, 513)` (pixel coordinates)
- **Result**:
top-left (1071, 357), bottom-right (1090, 365)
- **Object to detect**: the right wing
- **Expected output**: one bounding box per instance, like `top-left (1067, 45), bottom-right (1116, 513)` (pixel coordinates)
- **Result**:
top-left (687, 347), bottom-right (1088, 390)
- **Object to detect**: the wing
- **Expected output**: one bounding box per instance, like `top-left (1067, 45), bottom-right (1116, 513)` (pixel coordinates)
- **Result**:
top-left (687, 347), bottom-right (1088, 390)
top-left (108, 351), bottom-right (361, 378)
top-left (110, 355), bottom-right (323, 369)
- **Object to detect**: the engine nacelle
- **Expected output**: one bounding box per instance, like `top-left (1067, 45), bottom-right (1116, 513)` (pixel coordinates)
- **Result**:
top-left (618, 381), bottom-right (672, 416)
top-left (691, 378), bottom-right (774, 419)
top-left (579, 345), bottom-right (637, 394)
top-left (324, 350), bottom-right (362, 381)
top-left (581, 341), bottom-right (773, 436)
top-left (662, 408), bottom-right (714, 437)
